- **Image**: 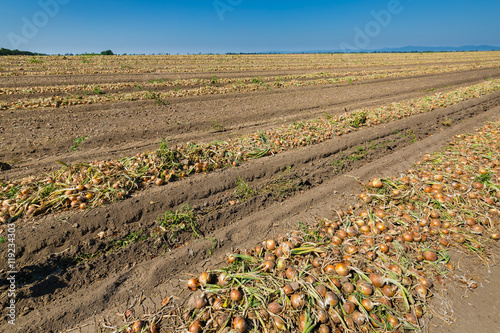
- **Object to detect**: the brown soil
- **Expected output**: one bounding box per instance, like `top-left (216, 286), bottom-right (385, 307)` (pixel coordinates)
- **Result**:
top-left (1, 65), bottom-right (500, 333)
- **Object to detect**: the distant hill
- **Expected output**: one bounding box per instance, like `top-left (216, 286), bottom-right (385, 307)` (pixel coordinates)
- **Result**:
top-left (0, 47), bottom-right (45, 56)
top-left (255, 45), bottom-right (500, 55)
top-left (369, 45), bottom-right (500, 53)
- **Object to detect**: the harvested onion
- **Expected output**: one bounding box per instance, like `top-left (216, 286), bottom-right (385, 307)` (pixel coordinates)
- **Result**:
top-left (187, 278), bottom-right (199, 291)
top-left (230, 289), bottom-right (243, 302)
top-left (291, 293), bottom-right (305, 309)
top-left (268, 301), bottom-right (282, 314)
top-left (335, 262), bottom-right (349, 276)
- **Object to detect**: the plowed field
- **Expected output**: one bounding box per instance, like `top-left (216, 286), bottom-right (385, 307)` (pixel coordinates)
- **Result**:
top-left (1, 52), bottom-right (500, 333)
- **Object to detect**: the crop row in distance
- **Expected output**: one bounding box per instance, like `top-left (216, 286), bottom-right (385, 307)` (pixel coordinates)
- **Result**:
top-left (2, 61), bottom-right (498, 97)
top-left (1, 52), bottom-right (499, 76)
top-left (2, 62), bottom-right (499, 111)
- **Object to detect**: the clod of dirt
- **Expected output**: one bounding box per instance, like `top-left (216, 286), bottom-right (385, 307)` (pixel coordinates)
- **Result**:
top-left (0, 162), bottom-right (11, 171)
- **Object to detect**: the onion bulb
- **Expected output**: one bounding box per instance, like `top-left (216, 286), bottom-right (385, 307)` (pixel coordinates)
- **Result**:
top-left (262, 260), bottom-right (275, 272)
top-left (315, 284), bottom-right (327, 297)
top-left (230, 289), bottom-right (243, 302)
top-left (283, 284), bottom-right (293, 295)
top-left (317, 309), bottom-right (329, 323)
top-left (331, 236), bottom-right (343, 246)
top-left (361, 298), bottom-right (374, 311)
top-left (268, 301), bottom-right (282, 314)
top-left (382, 284), bottom-right (397, 297)
top-left (132, 321), bottom-right (144, 333)
top-left (343, 301), bottom-right (356, 314)
top-left (312, 257), bottom-right (322, 268)
top-left (280, 241), bottom-right (293, 256)
top-left (276, 258), bottom-right (286, 270)
top-left (415, 285), bottom-right (427, 299)
top-left (344, 314), bottom-right (355, 329)
top-left (218, 272), bottom-right (229, 286)
top-left (347, 294), bottom-right (358, 304)
top-left (352, 311), bottom-right (366, 326)
top-left (318, 324), bottom-right (330, 333)
top-left (357, 280), bottom-right (374, 296)
top-left (346, 226), bottom-right (358, 237)
top-left (264, 239), bottom-right (277, 250)
top-left (402, 233), bottom-right (413, 242)
top-left (330, 310), bottom-right (342, 324)
top-left (330, 277), bottom-right (341, 288)
top-left (324, 292), bottom-right (339, 308)
top-left (189, 320), bottom-right (203, 333)
top-left (423, 250), bottom-right (438, 261)
top-left (187, 278), bottom-right (199, 291)
top-left (212, 298), bottom-right (224, 311)
top-left (194, 295), bottom-right (207, 309)
top-left (324, 264), bottom-right (336, 274)
top-left (198, 272), bottom-right (211, 286)
top-left (264, 252), bottom-right (276, 261)
top-left (471, 224), bottom-right (484, 234)
top-left (274, 316), bottom-right (286, 330)
top-left (291, 293), bottom-right (306, 309)
top-left (387, 314), bottom-right (399, 327)
top-left (369, 273), bottom-right (385, 288)
top-left (370, 313), bottom-right (382, 328)
top-left (298, 313), bottom-right (307, 331)
top-left (346, 245), bottom-right (358, 254)
top-left (405, 312), bottom-right (418, 325)
top-left (372, 178), bottom-right (383, 188)
top-left (389, 264), bottom-right (402, 275)
top-left (274, 247), bottom-right (284, 257)
top-left (335, 262), bottom-right (349, 276)
top-left (418, 276), bottom-right (433, 289)
top-left (415, 305), bottom-right (424, 318)
top-left (233, 316), bottom-right (248, 332)
top-left (342, 282), bottom-right (355, 294)
top-left (149, 322), bottom-right (159, 333)
top-left (286, 267), bottom-right (298, 280)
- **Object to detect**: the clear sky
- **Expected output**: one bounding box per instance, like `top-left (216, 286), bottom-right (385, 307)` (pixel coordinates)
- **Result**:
top-left (1, 0), bottom-right (499, 54)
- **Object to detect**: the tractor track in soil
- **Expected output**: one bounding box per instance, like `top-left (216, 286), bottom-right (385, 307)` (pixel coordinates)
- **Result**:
top-left (1, 87), bottom-right (499, 332)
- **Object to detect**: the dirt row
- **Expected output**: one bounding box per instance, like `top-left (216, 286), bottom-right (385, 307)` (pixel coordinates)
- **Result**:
top-left (1, 90), bottom-right (499, 332)
top-left (2, 67), bottom-right (500, 181)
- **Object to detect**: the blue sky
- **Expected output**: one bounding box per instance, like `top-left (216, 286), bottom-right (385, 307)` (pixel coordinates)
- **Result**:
top-left (1, 0), bottom-right (499, 54)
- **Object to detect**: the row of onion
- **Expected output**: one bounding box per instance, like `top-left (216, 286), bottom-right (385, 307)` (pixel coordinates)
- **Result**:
top-left (2, 62), bottom-right (496, 97)
top-left (2, 63), bottom-right (500, 111)
top-left (118, 120), bottom-right (499, 332)
top-left (2, 53), bottom-right (498, 77)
